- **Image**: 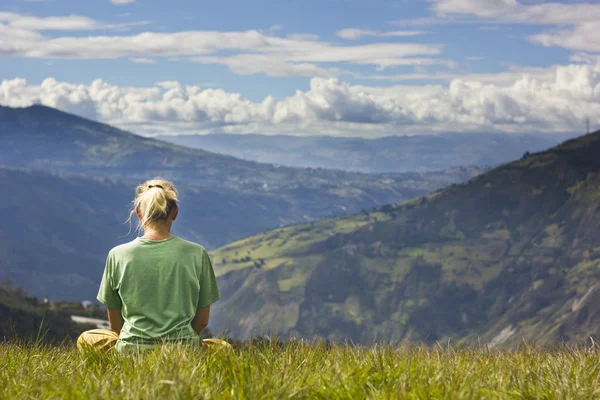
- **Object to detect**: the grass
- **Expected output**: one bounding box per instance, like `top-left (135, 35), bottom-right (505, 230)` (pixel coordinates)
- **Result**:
top-left (2, 341), bottom-right (600, 399)
top-left (211, 211), bottom-right (391, 277)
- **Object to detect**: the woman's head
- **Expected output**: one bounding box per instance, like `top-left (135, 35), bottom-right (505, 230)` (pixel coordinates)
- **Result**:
top-left (129, 178), bottom-right (179, 232)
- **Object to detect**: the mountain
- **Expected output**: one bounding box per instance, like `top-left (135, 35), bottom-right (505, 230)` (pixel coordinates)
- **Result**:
top-left (210, 130), bottom-right (600, 346)
top-left (0, 104), bottom-right (479, 189)
top-left (0, 106), bottom-right (485, 300)
top-left (155, 132), bottom-right (567, 173)
top-left (0, 105), bottom-right (488, 247)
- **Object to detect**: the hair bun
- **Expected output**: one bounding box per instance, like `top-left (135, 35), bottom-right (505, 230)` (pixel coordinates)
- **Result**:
top-left (130, 178), bottom-right (179, 232)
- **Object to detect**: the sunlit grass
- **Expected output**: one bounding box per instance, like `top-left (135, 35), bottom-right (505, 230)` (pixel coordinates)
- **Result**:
top-left (2, 340), bottom-right (600, 399)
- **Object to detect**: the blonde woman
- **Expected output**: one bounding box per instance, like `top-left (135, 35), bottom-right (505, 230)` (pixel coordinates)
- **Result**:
top-left (77, 178), bottom-right (228, 352)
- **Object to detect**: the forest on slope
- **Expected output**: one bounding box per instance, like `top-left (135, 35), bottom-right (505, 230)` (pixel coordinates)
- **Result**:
top-left (211, 130), bottom-right (600, 346)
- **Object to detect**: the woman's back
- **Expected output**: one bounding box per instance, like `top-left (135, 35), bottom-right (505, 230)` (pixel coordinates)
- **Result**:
top-left (97, 235), bottom-right (220, 351)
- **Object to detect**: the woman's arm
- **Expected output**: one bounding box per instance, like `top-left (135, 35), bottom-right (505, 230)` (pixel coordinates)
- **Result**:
top-left (191, 305), bottom-right (210, 335)
top-left (107, 307), bottom-right (124, 335)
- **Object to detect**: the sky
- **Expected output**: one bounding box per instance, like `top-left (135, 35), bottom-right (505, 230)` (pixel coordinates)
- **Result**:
top-left (1, 0), bottom-right (599, 137)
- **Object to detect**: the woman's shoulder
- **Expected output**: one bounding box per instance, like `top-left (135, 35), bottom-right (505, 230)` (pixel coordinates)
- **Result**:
top-left (107, 238), bottom-right (142, 257)
top-left (173, 237), bottom-right (208, 254)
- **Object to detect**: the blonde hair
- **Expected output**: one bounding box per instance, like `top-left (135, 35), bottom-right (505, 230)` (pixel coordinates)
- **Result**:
top-left (128, 177), bottom-right (179, 233)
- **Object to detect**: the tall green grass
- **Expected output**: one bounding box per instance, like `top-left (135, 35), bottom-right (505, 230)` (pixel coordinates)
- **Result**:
top-left (2, 340), bottom-right (600, 399)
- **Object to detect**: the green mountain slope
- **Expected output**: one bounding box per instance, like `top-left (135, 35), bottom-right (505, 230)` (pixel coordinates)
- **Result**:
top-left (210, 130), bottom-right (600, 346)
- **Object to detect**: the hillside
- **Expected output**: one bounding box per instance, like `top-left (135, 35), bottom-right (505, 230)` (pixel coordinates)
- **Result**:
top-left (156, 132), bottom-right (566, 173)
top-left (0, 104), bottom-right (484, 244)
top-left (0, 105), bottom-right (486, 301)
top-left (210, 130), bottom-right (600, 346)
top-left (0, 282), bottom-right (84, 342)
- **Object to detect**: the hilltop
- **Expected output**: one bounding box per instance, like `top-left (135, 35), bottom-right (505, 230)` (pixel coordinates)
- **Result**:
top-left (211, 130), bottom-right (600, 346)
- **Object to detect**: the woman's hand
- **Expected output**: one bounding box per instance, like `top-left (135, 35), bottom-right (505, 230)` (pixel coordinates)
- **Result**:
top-left (107, 307), bottom-right (124, 335)
top-left (191, 305), bottom-right (210, 335)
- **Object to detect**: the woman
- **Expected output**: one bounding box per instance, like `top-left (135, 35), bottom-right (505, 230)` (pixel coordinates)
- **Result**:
top-left (77, 178), bottom-right (228, 352)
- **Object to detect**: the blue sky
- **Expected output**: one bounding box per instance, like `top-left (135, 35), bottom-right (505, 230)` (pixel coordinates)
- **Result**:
top-left (1, 0), bottom-right (599, 137)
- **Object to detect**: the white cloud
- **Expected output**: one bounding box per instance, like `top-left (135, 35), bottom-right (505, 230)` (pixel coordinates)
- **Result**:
top-left (570, 52), bottom-right (600, 65)
top-left (130, 57), bottom-right (155, 64)
top-left (356, 65), bottom-right (557, 84)
top-left (0, 12), bottom-right (100, 31)
top-left (423, 0), bottom-right (600, 53)
top-left (335, 28), bottom-right (426, 40)
top-left (392, 17), bottom-right (448, 27)
top-left (0, 11), bottom-right (148, 31)
top-left (2, 61), bottom-right (599, 137)
top-left (110, 0), bottom-right (135, 5)
top-left (392, 1), bottom-right (600, 54)
top-left (529, 21), bottom-right (600, 53)
top-left (191, 42), bottom-right (448, 76)
top-left (0, 13), bottom-right (448, 76)
top-left (290, 43), bottom-right (442, 64)
top-left (286, 33), bottom-right (320, 41)
top-left (429, 0), bottom-right (600, 25)
top-left (193, 54), bottom-right (339, 78)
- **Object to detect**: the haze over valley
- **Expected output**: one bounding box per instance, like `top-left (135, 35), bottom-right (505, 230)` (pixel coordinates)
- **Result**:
top-left (156, 132), bottom-right (567, 173)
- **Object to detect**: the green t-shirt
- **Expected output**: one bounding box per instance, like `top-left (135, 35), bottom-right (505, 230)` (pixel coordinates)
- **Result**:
top-left (97, 236), bottom-right (220, 352)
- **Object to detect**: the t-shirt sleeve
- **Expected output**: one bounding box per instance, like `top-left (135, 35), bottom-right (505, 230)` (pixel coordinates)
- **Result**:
top-left (197, 249), bottom-right (221, 309)
top-left (96, 251), bottom-right (122, 309)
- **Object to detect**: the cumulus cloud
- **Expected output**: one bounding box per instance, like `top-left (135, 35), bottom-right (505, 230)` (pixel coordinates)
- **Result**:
top-left (110, 0), bottom-right (135, 5)
top-left (2, 60), bottom-right (599, 136)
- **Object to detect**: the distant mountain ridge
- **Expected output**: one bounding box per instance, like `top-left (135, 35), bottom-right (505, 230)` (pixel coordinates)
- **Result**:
top-left (210, 129), bottom-right (600, 346)
top-left (155, 132), bottom-right (568, 173)
top-left (0, 106), bottom-right (485, 300)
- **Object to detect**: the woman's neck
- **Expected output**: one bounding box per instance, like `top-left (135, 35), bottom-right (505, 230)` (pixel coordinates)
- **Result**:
top-left (142, 225), bottom-right (173, 240)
